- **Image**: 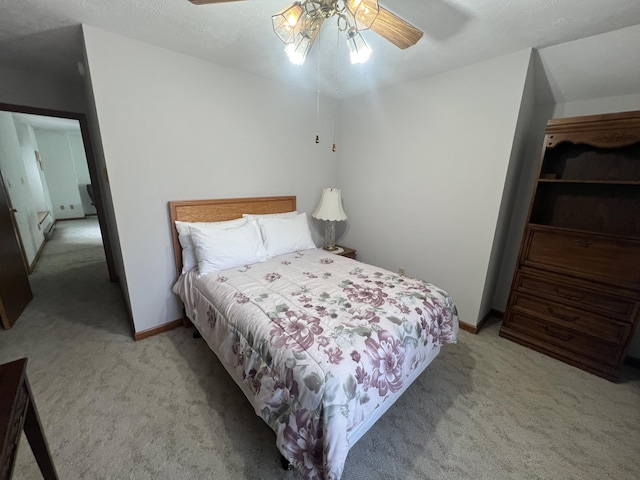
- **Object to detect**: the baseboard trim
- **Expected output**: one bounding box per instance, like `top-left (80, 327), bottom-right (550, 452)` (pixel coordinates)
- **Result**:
top-left (134, 319), bottom-right (183, 341)
top-left (458, 321), bottom-right (477, 334)
top-left (459, 309), bottom-right (504, 335)
top-left (56, 216), bottom-right (87, 222)
top-left (28, 237), bottom-right (48, 273)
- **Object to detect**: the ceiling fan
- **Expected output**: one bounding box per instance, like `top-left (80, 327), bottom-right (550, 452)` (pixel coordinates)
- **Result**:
top-left (188, 0), bottom-right (423, 65)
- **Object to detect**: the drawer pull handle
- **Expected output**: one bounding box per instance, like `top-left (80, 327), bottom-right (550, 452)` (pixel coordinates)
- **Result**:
top-left (543, 327), bottom-right (574, 341)
top-left (553, 288), bottom-right (584, 301)
top-left (546, 307), bottom-right (580, 322)
top-left (576, 239), bottom-right (591, 248)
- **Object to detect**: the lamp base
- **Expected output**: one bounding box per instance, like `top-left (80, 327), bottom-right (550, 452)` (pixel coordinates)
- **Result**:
top-left (323, 221), bottom-right (337, 251)
top-left (323, 245), bottom-right (340, 252)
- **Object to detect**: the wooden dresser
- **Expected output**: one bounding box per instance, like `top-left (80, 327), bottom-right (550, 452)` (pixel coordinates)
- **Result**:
top-left (0, 358), bottom-right (58, 480)
top-left (500, 110), bottom-right (640, 381)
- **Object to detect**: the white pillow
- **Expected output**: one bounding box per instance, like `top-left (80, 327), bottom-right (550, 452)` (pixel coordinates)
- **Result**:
top-left (258, 212), bottom-right (316, 258)
top-left (175, 218), bottom-right (247, 273)
top-left (242, 211), bottom-right (298, 220)
top-left (189, 220), bottom-right (268, 274)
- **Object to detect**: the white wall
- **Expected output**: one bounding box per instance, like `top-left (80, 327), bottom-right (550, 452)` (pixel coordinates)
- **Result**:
top-left (0, 112), bottom-right (44, 264)
top-left (534, 24), bottom-right (640, 105)
top-left (35, 130), bottom-right (85, 219)
top-left (483, 51), bottom-right (537, 318)
top-left (0, 65), bottom-right (87, 114)
top-left (67, 132), bottom-right (96, 215)
top-left (491, 103), bottom-right (554, 310)
top-left (337, 50), bottom-right (532, 326)
top-left (14, 121), bottom-right (54, 243)
top-left (80, 52), bottom-right (127, 298)
top-left (552, 93), bottom-right (640, 118)
top-left (82, 26), bottom-right (339, 333)
top-left (79, 23), bottom-right (640, 357)
top-left (14, 123), bottom-right (46, 213)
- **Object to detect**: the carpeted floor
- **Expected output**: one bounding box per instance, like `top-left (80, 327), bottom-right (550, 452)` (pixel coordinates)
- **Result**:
top-left (1, 218), bottom-right (639, 480)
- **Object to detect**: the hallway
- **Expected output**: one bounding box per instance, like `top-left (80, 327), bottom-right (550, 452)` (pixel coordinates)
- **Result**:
top-left (1, 217), bottom-right (129, 352)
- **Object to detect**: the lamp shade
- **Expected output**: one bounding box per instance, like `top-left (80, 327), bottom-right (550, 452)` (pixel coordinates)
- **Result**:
top-left (272, 2), bottom-right (304, 44)
top-left (312, 188), bottom-right (347, 221)
top-left (285, 14), bottom-right (323, 65)
top-left (346, 27), bottom-right (372, 64)
top-left (345, 0), bottom-right (379, 30)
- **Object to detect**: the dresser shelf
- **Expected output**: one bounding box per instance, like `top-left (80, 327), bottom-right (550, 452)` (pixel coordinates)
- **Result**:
top-left (500, 110), bottom-right (640, 381)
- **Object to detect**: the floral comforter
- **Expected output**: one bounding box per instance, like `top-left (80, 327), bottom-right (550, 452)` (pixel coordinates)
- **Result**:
top-left (174, 248), bottom-right (458, 480)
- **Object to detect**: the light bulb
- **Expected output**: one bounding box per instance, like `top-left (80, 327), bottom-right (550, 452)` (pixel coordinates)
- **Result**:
top-left (346, 28), bottom-right (372, 64)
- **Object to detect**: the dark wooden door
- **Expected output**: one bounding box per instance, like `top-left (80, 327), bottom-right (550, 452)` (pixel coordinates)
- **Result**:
top-left (0, 170), bottom-right (33, 329)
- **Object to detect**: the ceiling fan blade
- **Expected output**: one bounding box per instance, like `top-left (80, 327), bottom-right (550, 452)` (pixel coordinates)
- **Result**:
top-left (370, 6), bottom-right (424, 49)
top-left (188, 0), bottom-right (246, 5)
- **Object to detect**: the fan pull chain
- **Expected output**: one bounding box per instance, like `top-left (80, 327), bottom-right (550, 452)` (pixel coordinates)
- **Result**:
top-left (316, 38), bottom-right (320, 143)
top-left (332, 26), bottom-right (339, 153)
top-left (316, 34), bottom-right (321, 144)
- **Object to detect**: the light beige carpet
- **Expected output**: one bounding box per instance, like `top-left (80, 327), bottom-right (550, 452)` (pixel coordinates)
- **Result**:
top-left (1, 218), bottom-right (639, 480)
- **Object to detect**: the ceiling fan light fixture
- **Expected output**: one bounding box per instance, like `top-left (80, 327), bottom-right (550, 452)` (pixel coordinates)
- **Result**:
top-left (285, 16), bottom-right (323, 65)
top-left (272, 2), bottom-right (304, 44)
top-left (346, 27), bottom-right (372, 64)
top-left (345, 0), bottom-right (379, 30)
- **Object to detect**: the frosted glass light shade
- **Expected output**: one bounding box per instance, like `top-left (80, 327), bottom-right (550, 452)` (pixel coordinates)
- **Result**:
top-left (272, 2), bottom-right (304, 44)
top-left (285, 34), bottom-right (312, 65)
top-left (346, 27), bottom-right (372, 64)
top-left (312, 188), bottom-right (347, 221)
top-left (345, 0), bottom-right (379, 30)
top-left (285, 15), bottom-right (323, 65)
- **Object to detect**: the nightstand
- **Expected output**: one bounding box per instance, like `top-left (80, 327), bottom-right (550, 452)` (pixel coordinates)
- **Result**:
top-left (329, 246), bottom-right (356, 260)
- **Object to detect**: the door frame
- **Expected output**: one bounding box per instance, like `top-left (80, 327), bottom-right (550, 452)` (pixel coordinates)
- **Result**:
top-left (0, 102), bottom-right (117, 283)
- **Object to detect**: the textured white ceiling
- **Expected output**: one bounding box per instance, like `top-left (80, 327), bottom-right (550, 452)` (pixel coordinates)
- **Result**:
top-left (1, 0), bottom-right (639, 100)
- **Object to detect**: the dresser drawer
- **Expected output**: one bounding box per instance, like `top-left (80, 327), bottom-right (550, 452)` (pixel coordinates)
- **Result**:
top-left (513, 270), bottom-right (638, 321)
top-left (522, 227), bottom-right (640, 289)
top-left (0, 383), bottom-right (29, 480)
top-left (510, 292), bottom-right (632, 345)
top-left (504, 311), bottom-right (622, 366)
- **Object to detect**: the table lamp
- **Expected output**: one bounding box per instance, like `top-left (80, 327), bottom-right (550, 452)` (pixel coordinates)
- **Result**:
top-left (312, 188), bottom-right (347, 251)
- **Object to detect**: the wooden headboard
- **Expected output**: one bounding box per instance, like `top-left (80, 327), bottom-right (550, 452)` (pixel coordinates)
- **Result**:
top-left (168, 196), bottom-right (297, 276)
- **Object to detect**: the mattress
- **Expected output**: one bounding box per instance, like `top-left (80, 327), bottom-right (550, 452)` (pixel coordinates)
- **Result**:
top-left (173, 248), bottom-right (458, 480)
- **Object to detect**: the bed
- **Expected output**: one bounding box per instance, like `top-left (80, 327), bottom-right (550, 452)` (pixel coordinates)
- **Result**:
top-left (169, 196), bottom-right (459, 480)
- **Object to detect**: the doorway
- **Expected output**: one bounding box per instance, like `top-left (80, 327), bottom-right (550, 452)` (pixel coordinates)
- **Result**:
top-left (0, 102), bottom-right (118, 329)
